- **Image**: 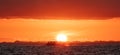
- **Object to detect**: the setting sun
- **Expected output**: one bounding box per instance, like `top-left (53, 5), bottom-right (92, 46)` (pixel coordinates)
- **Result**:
top-left (56, 33), bottom-right (68, 42)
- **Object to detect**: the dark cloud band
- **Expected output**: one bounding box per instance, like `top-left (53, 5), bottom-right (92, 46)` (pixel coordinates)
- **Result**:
top-left (0, 0), bottom-right (120, 19)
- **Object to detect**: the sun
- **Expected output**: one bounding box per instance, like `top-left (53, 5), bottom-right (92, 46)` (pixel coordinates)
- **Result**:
top-left (56, 33), bottom-right (67, 42)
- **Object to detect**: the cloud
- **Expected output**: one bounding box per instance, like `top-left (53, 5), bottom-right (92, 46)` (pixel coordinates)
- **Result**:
top-left (0, 0), bottom-right (120, 20)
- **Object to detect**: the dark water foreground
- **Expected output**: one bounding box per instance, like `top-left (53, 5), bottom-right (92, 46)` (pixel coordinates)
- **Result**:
top-left (0, 41), bottom-right (120, 55)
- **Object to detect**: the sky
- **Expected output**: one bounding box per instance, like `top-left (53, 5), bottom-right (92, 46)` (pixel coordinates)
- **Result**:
top-left (0, 18), bottom-right (120, 42)
top-left (0, 0), bottom-right (120, 18)
top-left (0, 0), bottom-right (120, 42)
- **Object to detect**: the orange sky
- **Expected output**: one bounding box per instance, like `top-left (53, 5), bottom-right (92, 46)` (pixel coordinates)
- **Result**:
top-left (0, 18), bottom-right (120, 42)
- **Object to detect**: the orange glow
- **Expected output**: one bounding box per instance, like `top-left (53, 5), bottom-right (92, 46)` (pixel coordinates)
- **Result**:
top-left (0, 19), bottom-right (120, 42)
